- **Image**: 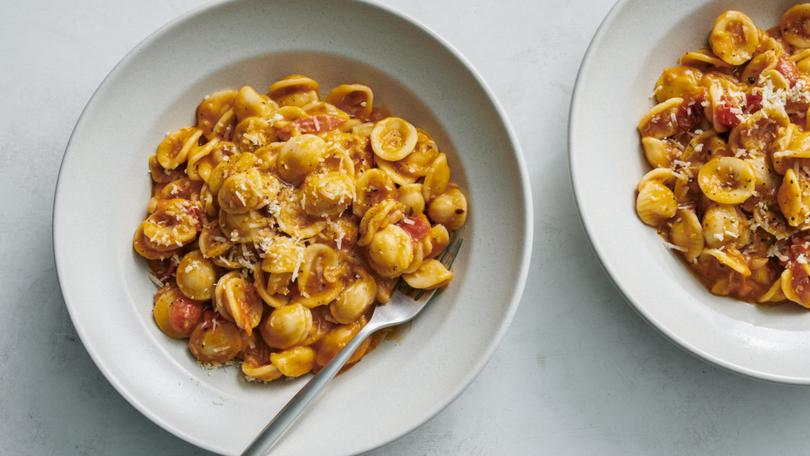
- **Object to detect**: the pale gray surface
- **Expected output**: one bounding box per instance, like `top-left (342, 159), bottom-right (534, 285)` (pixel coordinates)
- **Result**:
top-left (2, 0), bottom-right (809, 455)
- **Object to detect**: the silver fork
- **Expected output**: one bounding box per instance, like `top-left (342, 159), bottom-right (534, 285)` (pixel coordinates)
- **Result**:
top-left (243, 235), bottom-right (463, 456)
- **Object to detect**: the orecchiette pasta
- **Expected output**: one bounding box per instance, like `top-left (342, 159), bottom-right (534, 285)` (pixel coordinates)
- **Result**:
top-left (635, 6), bottom-right (810, 308)
top-left (176, 250), bottom-right (217, 301)
top-left (709, 11), bottom-right (760, 65)
top-left (133, 75), bottom-right (467, 382)
top-left (371, 117), bottom-right (418, 161)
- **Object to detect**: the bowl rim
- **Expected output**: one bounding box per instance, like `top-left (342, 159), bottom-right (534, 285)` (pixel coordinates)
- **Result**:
top-left (51, 0), bottom-right (535, 452)
top-left (568, 0), bottom-right (810, 385)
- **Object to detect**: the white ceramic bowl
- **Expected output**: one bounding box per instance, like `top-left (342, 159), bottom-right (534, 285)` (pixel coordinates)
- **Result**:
top-left (52, 0), bottom-right (532, 454)
top-left (571, 0), bottom-right (810, 384)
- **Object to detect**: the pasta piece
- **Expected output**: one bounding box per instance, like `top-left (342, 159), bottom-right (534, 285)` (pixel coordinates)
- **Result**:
top-left (277, 134), bottom-right (326, 185)
top-left (378, 129), bottom-right (441, 185)
top-left (326, 84), bottom-right (374, 119)
top-left (318, 142), bottom-right (356, 177)
top-left (641, 137), bottom-right (681, 168)
top-left (709, 10), bottom-right (759, 65)
top-left (330, 265), bottom-right (377, 324)
top-left (153, 286), bottom-right (204, 339)
top-left (701, 248), bottom-right (752, 277)
top-left (781, 4), bottom-right (810, 49)
top-left (753, 203), bottom-right (795, 239)
top-left (797, 56), bottom-right (810, 75)
top-left (149, 154), bottom-right (185, 184)
top-left (259, 303), bottom-right (313, 349)
top-left (253, 142), bottom-right (285, 172)
top-left (261, 235), bottom-right (305, 274)
top-left (781, 264), bottom-right (810, 308)
top-left (132, 225), bottom-right (179, 260)
top-left (186, 139), bottom-right (238, 183)
top-left (293, 244), bottom-right (346, 308)
top-left (422, 153), bottom-right (451, 203)
top-left (315, 217), bottom-right (360, 252)
top-left (302, 101), bottom-right (351, 120)
top-left (697, 157), bottom-right (756, 204)
top-left (253, 266), bottom-right (292, 308)
top-left (637, 97), bottom-right (683, 138)
top-left (275, 189), bottom-right (327, 238)
top-left (371, 117), bottom-right (418, 161)
top-left (398, 183), bottom-right (426, 216)
top-left (773, 125), bottom-right (810, 159)
top-left (233, 116), bottom-right (276, 152)
top-left (757, 29), bottom-right (787, 55)
top-left (154, 178), bottom-right (203, 204)
top-left (140, 199), bottom-right (202, 250)
top-left (315, 318), bottom-right (370, 368)
top-left (701, 203), bottom-right (749, 249)
top-left (207, 152), bottom-right (258, 196)
top-left (270, 346), bottom-right (316, 378)
top-left (760, 68), bottom-right (791, 90)
top-left (373, 276), bottom-right (397, 304)
top-left (742, 50), bottom-right (778, 83)
top-left (635, 181), bottom-right (677, 227)
top-left (196, 90), bottom-right (237, 141)
top-left (745, 154), bottom-right (777, 196)
top-left (175, 250), bottom-right (217, 301)
top-left (217, 168), bottom-right (280, 214)
top-left (758, 276), bottom-right (787, 303)
top-left (427, 187), bottom-right (468, 230)
top-left (777, 167), bottom-right (806, 226)
top-left (402, 259), bottom-right (453, 289)
top-left (681, 130), bottom-right (722, 164)
top-left (669, 208), bottom-right (704, 262)
top-left (188, 312), bottom-right (245, 365)
top-left (241, 338), bottom-right (283, 382)
top-left (156, 127), bottom-right (203, 170)
top-left (654, 66), bottom-right (705, 102)
top-left (358, 199), bottom-right (405, 246)
top-left (368, 224), bottom-right (414, 278)
top-left (427, 224), bottom-right (450, 258)
top-left (353, 169), bottom-right (398, 217)
top-left (300, 307), bottom-right (334, 346)
top-left (301, 171), bottom-right (355, 217)
top-left (268, 74), bottom-right (320, 107)
top-left (198, 221), bottom-right (233, 259)
top-left (218, 209), bottom-right (272, 243)
top-left (679, 48), bottom-right (733, 69)
top-left (234, 85), bottom-right (278, 121)
top-left (213, 272), bottom-right (263, 335)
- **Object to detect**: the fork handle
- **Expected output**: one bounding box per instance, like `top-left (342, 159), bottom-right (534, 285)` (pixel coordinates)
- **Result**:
top-left (242, 322), bottom-right (380, 456)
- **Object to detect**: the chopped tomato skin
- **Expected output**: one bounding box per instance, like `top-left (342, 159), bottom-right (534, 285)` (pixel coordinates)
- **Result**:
top-left (715, 97), bottom-right (741, 129)
top-left (169, 294), bottom-right (204, 335)
top-left (675, 95), bottom-right (704, 133)
top-left (789, 239), bottom-right (810, 264)
top-left (397, 215), bottom-right (430, 242)
top-left (745, 92), bottom-right (762, 113)
top-left (776, 56), bottom-right (799, 88)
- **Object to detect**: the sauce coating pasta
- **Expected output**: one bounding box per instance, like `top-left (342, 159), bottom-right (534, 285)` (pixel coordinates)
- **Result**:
top-left (635, 5), bottom-right (810, 308)
top-left (134, 75), bottom-right (468, 381)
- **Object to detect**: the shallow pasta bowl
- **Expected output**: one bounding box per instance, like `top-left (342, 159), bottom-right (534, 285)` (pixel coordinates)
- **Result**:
top-left (52, 0), bottom-right (532, 454)
top-left (570, 0), bottom-right (810, 384)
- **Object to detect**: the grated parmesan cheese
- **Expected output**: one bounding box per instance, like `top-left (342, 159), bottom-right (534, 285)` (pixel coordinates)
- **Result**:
top-left (290, 247), bottom-right (305, 282)
top-left (661, 240), bottom-right (687, 252)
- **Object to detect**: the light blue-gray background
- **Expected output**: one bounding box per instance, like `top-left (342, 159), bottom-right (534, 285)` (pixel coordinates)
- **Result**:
top-left (2, 0), bottom-right (805, 454)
